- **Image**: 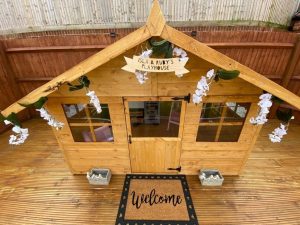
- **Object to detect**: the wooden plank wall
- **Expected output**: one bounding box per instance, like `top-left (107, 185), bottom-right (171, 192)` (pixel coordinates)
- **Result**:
top-left (0, 27), bottom-right (299, 124)
top-left (46, 97), bottom-right (131, 175)
top-left (46, 50), bottom-right (262, 175)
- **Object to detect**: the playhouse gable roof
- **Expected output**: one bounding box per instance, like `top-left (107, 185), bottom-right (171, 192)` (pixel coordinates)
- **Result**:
top-left (2, 0), bottom-right (300, 117)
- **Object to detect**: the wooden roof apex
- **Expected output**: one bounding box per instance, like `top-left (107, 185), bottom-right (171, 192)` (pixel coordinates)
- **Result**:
top-left (1, 0), bottom-right (300, 117)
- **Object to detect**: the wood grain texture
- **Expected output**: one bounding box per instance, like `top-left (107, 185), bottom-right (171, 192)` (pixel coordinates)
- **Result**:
top-left (2, 14), bottom-right (300, 117)
top-left (161, 25), bottom-right (300, 110)
top-left (0, 119), bottom-right (299, 224)
top-left (1, 27), bottom-right (299, 123)
top-left (181, 98), bottom-right (260, 175)
top-left (46, 97), bottom-right (131, 174)
top-left (1, 25), bottom-right (151, 117)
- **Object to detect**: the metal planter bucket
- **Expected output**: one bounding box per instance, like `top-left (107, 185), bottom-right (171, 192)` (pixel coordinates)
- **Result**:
top-left (199, 169), bottom-right (224, 186)
top-left (86, 168), bottom-right (111, 185)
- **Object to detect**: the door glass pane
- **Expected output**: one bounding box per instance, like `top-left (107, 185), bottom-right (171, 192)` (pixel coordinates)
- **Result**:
top-left (129, 101), bottom-right (181, 137)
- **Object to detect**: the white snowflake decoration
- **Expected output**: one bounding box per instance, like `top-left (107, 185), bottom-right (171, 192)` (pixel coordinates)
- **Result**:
top-left (4, 120), bottom-right (29, 145)
top-left (268, 116), bottom-right (294, 143)
top-left (36, 107), bottom-right (64, 130)
top-left (249, 93), bottom-right (273, 125)
top-left (134, 49), bottom-right (153, 84)
top-left (269, 123), bottom-right (288, 143)
top-left (140, 49), bottom-right (153, 58)
top-left (192, 69), bottom-right (215, 104)
top-left (135, 70), bottom-right (149, 84)
top-left (173, 47), bottom-right (188, 77)
top-left (86, 90), bottom-right (102, 114)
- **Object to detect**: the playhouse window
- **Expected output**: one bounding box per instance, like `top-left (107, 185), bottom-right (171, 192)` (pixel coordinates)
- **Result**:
top-left (62, 103), bottom-right (114, 142)
top-left (196, 102), bottom-right (250, 142)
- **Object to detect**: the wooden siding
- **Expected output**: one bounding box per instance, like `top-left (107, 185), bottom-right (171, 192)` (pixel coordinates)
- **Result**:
top-left (46, 97), bottom-right (131, 174)
top-left (181, 99), bottom-right (262, 175)
top-left (44, 51), bottom-right (261, 175)
top-left (0, 0), bottom-right (299, 35)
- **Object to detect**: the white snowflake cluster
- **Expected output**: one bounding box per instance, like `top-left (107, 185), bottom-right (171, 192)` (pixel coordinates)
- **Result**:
top-left (173, 47), bottom-right (188, 77)
top-left (36, 107), bottom-right (64, 130)
top-left (4, 120), bottom-right (29, 145)
top-left (269, 123), bottom-right (288, 143)
top-left (140, 49), bottom-right (153, 58)
top-left (269, 116), bottom-right (294, 143)
top-left (135, 70), bottom-right (149, 84)
top-left (192, 69), bottom-right (215, 104)
top-left (86, 90), bottom-right (102, 114)
top-left (250, 93), bottom-right (273, 125)
top-left (135, 49), bottom-right (153, 84)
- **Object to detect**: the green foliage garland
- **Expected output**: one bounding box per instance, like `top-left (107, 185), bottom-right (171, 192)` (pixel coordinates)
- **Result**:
top-left (67, 75), bottom-right (90, 91)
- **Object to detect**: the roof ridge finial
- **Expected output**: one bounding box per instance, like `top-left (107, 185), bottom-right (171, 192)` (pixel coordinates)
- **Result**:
top-left (146, 0), bottom-right (166, 36)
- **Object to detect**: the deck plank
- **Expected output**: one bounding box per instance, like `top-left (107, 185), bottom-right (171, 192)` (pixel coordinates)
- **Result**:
top-left (0, 119), bottom-right (300, 224)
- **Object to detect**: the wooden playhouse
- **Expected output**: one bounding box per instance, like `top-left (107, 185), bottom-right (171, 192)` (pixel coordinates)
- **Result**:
top-left (2, 1), bottom-right (300, 176)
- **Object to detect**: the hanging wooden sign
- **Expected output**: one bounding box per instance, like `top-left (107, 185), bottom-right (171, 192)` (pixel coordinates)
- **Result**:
top-left (122, 56), bottom-right (189, 76)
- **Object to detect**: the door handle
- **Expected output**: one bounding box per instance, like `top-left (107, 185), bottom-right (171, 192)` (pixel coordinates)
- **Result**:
top-left (167, 166), bottom-right (181, 172)
top-left (128, 135), bottom-right (132, 144)
top-left (171, 93), bottom-right (190, 103)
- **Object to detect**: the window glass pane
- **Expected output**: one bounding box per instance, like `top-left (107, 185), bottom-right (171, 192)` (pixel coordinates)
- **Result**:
top-left (200, 103), bottom-right (223, 123)
top-left (129, 101), bottom-right (181, 137)
top-left (219, 125), bottom-right (243, 142)
top-left (224, 102), bottom-right (250, 122)
top-left (196, 125), bottom-right (218, 142)
top-left (63, 104), bottom-right (111, 123)
top-left (88, 104), bottom-right (111, 123)
top-left (70, 126), bottom-right (93, 142)
top-left (63, 104), bottom-right (87, 123)
top-left (197, 102), bottom-right (250, 142)
top-left (94, 126), bottom-right (114, 142)
top-left (63, 103), bottom-right (114, 142)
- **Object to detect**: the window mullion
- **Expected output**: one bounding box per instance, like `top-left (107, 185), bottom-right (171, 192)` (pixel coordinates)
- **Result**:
top-left (214, 105), bottom-right (227, 142)
top-left (84, 107), bottom-right (97, 142)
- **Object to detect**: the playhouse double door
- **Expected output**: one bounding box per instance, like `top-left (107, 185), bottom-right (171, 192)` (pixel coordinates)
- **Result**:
top-left (124, 97), bottom-right (186, 173)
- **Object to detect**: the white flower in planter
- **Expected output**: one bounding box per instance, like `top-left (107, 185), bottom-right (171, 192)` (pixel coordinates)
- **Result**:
top-left (86, 90), bottom-right (102, 114)
top-left (36, 107), bottom-right (64, 130)
top-left (192, 69), bottom-right (215, 104)
top-left (269, 123), bottom-right (288, 143)
top-left (250, 93), bottom-right (273, 125)
top-left (4, 120), bottom-right (29, 145)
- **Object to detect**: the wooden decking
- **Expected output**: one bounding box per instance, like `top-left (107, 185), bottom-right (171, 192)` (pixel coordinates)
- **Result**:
top-left (0, 119), bottom-right (299, 224)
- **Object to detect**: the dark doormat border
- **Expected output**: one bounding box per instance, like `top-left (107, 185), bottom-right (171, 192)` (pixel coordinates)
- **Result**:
top-left (115, 174), bottom-right (199, 225)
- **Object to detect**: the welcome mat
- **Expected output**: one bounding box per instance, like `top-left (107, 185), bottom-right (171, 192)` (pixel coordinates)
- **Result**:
top-left (115, 174), bottom-right (199, 225)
